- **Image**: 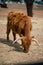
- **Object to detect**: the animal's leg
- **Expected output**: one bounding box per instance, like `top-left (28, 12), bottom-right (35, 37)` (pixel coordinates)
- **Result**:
top-left (7, 23), bottom-right (11, 40)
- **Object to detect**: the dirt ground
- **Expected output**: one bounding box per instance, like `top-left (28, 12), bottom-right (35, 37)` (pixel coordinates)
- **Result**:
top-left (0, 3), bottom-right (43, 65)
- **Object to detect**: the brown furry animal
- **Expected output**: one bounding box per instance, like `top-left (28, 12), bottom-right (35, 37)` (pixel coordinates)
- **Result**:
top-left (7, 12), bottom-right (32, 53)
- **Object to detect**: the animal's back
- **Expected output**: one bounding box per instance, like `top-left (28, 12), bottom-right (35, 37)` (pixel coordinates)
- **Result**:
top-left (7, 12), bottom-right (32, 34)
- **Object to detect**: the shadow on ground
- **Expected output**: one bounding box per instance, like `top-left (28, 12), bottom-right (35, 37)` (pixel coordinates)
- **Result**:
top-left (0, 38), bottom-right (23, 53)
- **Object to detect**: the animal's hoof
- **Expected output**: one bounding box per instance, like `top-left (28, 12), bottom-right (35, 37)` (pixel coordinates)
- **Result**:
top-left (7, 37), bottom-right (9, 40)
top-left (7, 39), bottom-right (9, 40)
top-left (24, 50), bottom-right (28, 53)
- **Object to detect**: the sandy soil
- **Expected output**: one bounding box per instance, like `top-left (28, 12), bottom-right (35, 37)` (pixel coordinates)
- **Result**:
top-left (0, 3), bottom-right (43, 65)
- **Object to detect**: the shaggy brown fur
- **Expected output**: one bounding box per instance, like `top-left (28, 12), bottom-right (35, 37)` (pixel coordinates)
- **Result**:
top-left (7, 12), bottom-right (32, 53)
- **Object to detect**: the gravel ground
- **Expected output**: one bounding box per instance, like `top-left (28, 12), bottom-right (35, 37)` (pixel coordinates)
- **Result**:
top-left (0, 3), bottom-right (43, 65)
